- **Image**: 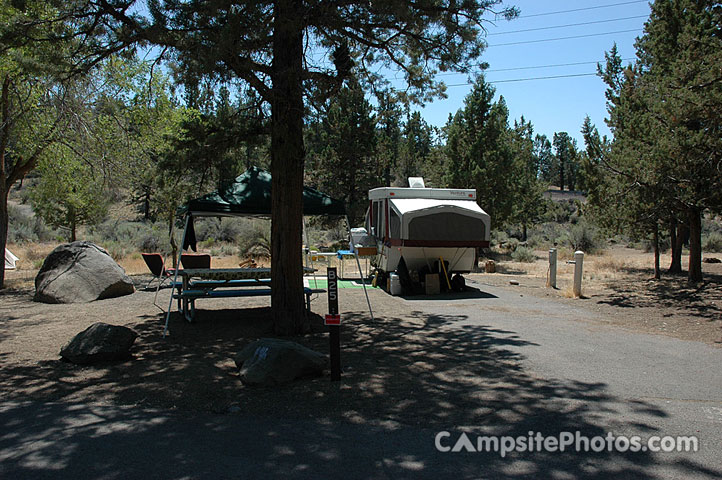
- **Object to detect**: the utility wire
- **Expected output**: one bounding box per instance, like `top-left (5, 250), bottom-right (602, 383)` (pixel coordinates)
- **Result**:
top-left (434, 58), bottom-right (636, 77)
top-left (446, 72), bottom-right (599, 87)
top-left (488, 28), bottom-right (641, 47)
top-left (489, 15), bottom-right (648, 36)
top-left (518, 0), bottom-right (650, 19)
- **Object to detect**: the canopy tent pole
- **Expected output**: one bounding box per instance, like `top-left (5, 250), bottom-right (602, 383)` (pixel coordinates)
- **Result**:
top-left (164, 214), bottom-right (190, 338)
top-left (303, 217), bottom-right (321, 291)
top-left (303, 217), bottom-right (311, 269)
top-left (346, 216), bottom-right (374, 322)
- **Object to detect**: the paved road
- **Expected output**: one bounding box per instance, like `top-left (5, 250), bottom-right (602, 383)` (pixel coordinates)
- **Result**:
top-left (1, 282), bottom-right (720, 479)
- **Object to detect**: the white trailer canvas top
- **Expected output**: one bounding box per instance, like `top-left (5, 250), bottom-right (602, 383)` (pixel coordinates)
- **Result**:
top-left (368, 187), bottom-right (476, 201)
top-left (389, 198), bottom-right (486, 216)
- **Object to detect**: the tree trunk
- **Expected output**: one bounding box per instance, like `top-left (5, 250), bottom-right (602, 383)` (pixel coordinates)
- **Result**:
top-left (522, 223), bottom-right (528, 242)
top-left (653, 223), bottom-right (660, 280)
top-left (143, 188), bottom-right (151, 221)
top-left (670, 219), bottom-right (687, 274)
top-left (668, 218), bottom-right (679, 273)
top-left (559, 162), bottom-right (564, 191)
top-left (0, 75), bottom-right (10, 289)
top-left (687, 206), bottom-right (703, 283)
top-left (0, 187), bottom-right (8, 289)
top-left (168, 212), bottom-right (178, 269)
top-left (270, 0), bottom-right (307, 335)
top-left (70, 215), bottom-right (77, 242)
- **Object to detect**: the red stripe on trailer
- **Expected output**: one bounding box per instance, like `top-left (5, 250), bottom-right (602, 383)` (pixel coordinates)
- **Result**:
top-left (388, 239), bottom-right (490, 248)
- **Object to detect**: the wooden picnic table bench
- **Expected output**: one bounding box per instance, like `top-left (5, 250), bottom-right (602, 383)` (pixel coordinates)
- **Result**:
top-left (173, 267), bottom-right (322, 322)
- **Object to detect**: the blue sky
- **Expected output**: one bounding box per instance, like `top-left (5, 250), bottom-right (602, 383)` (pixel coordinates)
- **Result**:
top-left (413, 0), bottom-right (652, 146)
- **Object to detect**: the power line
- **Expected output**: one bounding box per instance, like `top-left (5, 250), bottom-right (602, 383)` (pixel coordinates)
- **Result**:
top-left (489, 15), bottom-right (648, 36)
top-left (446, 72), bottom-right (600, 87)
top-left (488, 28), bottom-right (641, 47)
top-left (486, 58), bottom-right (635, 73)
top-left (433, 58), bottom-right (636, 77)
top-left (518, 1), bottom-right (649, 19)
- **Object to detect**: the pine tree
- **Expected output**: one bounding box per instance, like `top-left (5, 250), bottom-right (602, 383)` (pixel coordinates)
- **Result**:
top-left (307, 81), bottom-right (377, 225)
top-left (445, 76), bottom-right (515, 228)
top-left (509, 117), bottom-right (546, 241)
top-left (397, 111), bottom-right (433, 185)
top-left (599, 1), bottom-right (722, 282)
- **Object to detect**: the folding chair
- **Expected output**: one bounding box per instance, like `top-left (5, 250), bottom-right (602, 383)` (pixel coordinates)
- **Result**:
top-left (141, 253), bottom-right (176, 305)
top-left (180, 253), bottom-right (211, 269)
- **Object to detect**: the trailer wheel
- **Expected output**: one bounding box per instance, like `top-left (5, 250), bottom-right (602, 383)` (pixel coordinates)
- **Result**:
top-left (451, 274), bottom-right (465, 292)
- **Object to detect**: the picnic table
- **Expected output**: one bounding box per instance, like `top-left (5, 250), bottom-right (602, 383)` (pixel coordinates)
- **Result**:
top-left (173, 267), bottom-right (320, 322)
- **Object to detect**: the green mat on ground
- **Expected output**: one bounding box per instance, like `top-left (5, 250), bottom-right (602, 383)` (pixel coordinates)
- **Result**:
top-left (305, 278), bottom-right (369, 289)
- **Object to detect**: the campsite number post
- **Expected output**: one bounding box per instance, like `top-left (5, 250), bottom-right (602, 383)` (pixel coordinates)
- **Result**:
top-left (325, 267), bottom-right (341, 381)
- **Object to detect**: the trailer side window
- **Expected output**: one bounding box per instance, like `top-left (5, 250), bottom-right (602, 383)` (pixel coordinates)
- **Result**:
top-left (389, 209), bottom-right (401, 239)
top-left (372, 201), bottom-right (380, 236)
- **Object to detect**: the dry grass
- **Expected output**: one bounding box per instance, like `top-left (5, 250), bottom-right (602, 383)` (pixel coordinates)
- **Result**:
top-left (6, 242), bottom-right (56, 270)
top-left (561, 285), bottom-right (580, 299)
top-left (5, 240), bottom-right (360, 283)
top-left (489, 246), bottom-right (701, 295)
top-left (119, 252), bottom-right (271, 276)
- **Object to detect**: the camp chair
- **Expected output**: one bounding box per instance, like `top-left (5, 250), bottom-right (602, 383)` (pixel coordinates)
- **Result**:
top-left (180, 253), bottom-right (211, 269)
top-left (141, 253), bottom-right (176, 306)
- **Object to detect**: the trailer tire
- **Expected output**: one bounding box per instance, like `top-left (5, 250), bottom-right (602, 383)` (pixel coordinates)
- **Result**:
top-left (451, 274), bottom-right (465, 292)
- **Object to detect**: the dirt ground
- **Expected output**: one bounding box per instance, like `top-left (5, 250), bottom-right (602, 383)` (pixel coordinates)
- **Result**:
top-left (478, 246), bottom-right (722, 346)
top-left (0, 245), bottom-right (720, 419)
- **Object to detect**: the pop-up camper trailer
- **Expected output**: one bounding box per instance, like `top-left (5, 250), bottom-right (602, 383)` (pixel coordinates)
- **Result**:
top-left (362, 178), bottom-right (490, 277)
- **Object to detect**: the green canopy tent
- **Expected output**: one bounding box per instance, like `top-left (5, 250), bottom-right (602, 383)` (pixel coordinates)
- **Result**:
top-left (178, 166), bottom-right (346, 251)
top-left (164, 166), bottom-right (373, 336)
top-left (179, 165), bottom-right (346, 217)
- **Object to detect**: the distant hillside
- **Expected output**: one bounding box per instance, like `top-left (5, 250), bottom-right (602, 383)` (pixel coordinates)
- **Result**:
top-left (543, 187), bottom-right (586, 203)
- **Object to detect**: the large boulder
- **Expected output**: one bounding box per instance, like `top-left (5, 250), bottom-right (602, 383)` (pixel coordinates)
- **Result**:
top-left (35, 241), bottom-right (135, 303)
top-left (234, 338), bottom-right (328, 386)
top-left (60, 322), bottom-right (138, 365)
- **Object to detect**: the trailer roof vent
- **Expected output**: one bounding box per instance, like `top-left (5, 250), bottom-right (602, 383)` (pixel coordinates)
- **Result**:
top-left (408, 177), bottom-right (425, 188)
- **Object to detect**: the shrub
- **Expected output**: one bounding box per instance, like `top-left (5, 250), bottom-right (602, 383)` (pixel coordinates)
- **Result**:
top-left (491, 230), bottom-right (508, 245)
top-left (540, 199), bottom-right (577, 223)
top-left (564, 222), bottom-right (604, 254)
top-left (7, 204), bottom-right (55, 243)
top-left (511, 246), bottom-right (536, 263)
top-left (195, 218), bottom-right (244, 244)
top-left (104, 241), bottom-right (129, 261)
top-left (238, 222), bottom-right (271, 258)
top-left (642, 235), bottom-right (671, 253)
top-left (703, 232), bottom-right (722, 253)
top-left (215, 218), bottom-right (243, 243)
top-left (139, 234), bottom-right (162, 253)
top-left (210, 243), bottom-right (238, 257)
top-left (88, 220), bottom-right (169, 253)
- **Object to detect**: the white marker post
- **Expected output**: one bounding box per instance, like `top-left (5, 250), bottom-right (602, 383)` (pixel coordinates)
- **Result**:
top-left (573, 250), bottom-right (584, 298)
top-left (548, 248), bottom-right (557, 289)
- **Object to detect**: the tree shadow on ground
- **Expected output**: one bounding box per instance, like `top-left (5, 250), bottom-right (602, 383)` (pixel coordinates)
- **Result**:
top-left (597, 270), bottom-right (722, 321)
top-left (0, 306), bottom-right (718, 478)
